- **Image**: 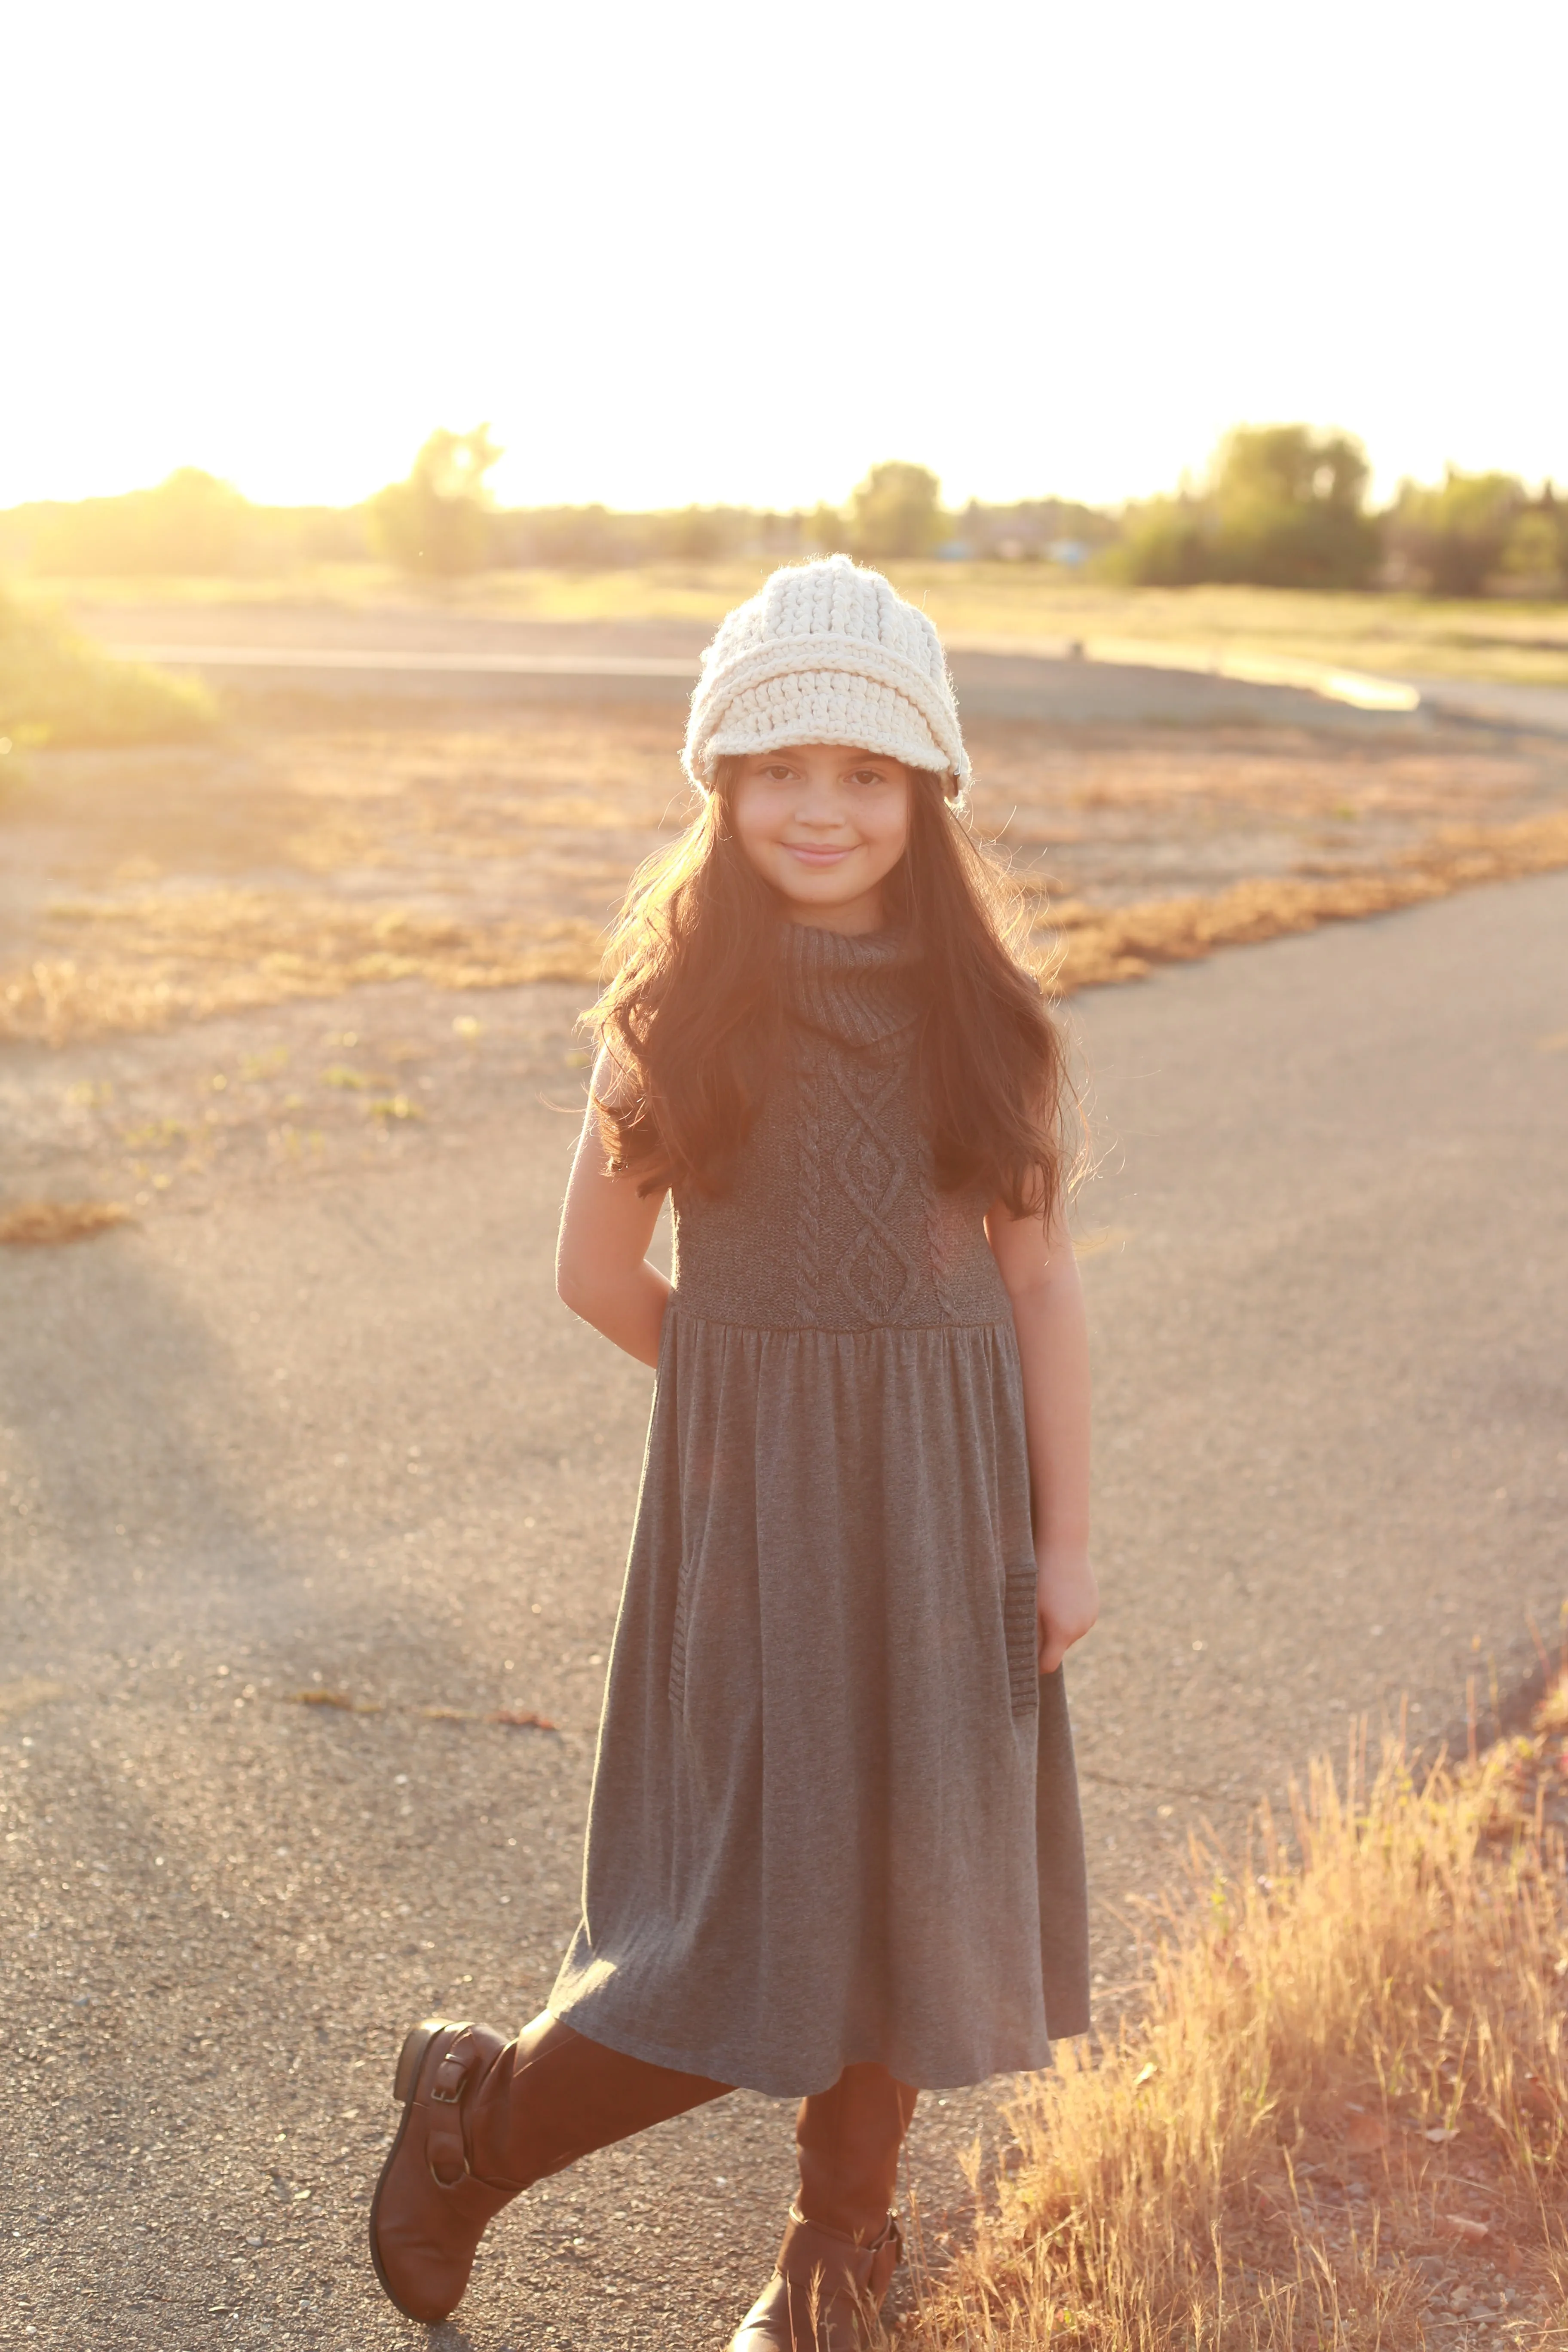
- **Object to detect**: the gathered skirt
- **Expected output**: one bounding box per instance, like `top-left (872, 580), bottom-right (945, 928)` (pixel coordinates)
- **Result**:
top-left (548, 1304), bottom-right (1090, 2097)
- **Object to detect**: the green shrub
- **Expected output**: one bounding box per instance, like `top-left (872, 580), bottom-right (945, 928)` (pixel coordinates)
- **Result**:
top-left (0, 588), bottom-right (215, 746)
top-left (368, 426), bottom-right (501, 575)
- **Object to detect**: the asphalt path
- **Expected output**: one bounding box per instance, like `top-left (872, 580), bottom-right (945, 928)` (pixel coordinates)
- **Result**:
top-left (83, 602), bottom-right (1434, 734)
top-left (3, 870), bottom-right (1566, 2349)
top-left (91, 600), bottom-right (1568, 737)
top-left (1411, 675), bottom-right (1568, 738)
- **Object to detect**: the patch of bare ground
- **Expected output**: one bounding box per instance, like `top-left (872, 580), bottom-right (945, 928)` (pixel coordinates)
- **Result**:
top-left (902, 1681), bottom-right (1568, 2351)
top-left (0, 702), bottom-right (1564, 1047)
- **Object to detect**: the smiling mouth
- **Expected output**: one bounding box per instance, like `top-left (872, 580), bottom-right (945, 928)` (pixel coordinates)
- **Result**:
top-left (784, 843), bottom-right (855, 865)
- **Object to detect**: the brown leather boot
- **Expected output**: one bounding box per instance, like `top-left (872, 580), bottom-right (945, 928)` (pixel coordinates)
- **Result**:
top-left (731, 2208), bottom-right (903, 2351)
top-left (369, 2012), bottom-right (731, 2324)
top-left (731, 2062), bottom-right (918, 2350)
top-left (368, 2020), bottom-right (512, 2324)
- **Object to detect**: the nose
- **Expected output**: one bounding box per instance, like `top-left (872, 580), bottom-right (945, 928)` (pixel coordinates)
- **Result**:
top-left (792, 785), bottom-right (850, 831)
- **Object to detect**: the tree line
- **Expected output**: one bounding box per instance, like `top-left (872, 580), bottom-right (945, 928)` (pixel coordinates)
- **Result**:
top-left (1112, 427), bottom-right (1565, 597)
top-left (2, 427), bottom-right (1563, 598)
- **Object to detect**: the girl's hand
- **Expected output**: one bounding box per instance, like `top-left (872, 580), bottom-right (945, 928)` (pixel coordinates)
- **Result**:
top-left (1036, 1547), bottom-right (1099, 1675)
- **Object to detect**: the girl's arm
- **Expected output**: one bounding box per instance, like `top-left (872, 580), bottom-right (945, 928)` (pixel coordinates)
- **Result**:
top-left (986, 1201), bottom-right (1098, 1674)
top-left (555, 1062), bottom-right (671, 1369)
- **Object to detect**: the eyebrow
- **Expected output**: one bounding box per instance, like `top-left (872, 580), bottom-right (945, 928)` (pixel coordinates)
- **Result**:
top-left (748, 749), bottom-right (894, 770)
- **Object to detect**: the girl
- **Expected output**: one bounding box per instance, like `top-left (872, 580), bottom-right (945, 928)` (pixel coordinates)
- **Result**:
top-left (369, 557), bottom-right (1097, 2350)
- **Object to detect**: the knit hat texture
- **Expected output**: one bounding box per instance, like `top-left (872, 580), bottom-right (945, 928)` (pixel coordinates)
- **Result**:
top-left (683, 555), bottom-right (970, 797)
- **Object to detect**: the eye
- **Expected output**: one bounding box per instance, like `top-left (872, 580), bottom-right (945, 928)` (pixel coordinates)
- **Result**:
top-left (848, 767), bottom-right (891, 787)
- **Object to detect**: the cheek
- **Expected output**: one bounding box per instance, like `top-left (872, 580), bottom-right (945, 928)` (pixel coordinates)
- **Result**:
top-left (870, 792), bottom-right (911, 859)
top-left (727, 785), bottom-right (772, 853)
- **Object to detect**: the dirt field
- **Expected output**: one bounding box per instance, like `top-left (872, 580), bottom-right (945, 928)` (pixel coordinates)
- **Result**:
top-left (1, 673), bottom-right (1562, 1222)
top-left (6, 671), bottom-right (1565, 985)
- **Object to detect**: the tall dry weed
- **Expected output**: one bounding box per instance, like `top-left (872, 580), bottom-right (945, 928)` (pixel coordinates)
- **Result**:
top-left (906, 1715), bottom-right (1568, 2349)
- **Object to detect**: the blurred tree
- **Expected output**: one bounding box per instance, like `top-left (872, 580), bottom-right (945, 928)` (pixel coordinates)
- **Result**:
top-left (32, 468), bottom-right (251, 573)
top-left (1114, 427), bottom-right (1379, 589)
top-left (665, 507), bottom-right (739, 560)
top-left (806, 502), bottom-right (847, 553)
top-left (1498, 495), bottom-right (1567, 593)
top-left (495, 504), bottom-right (646, 565)
top-left (1208, 426), bottom-right (1379, 588)
top-left (1386, 468), bottom-right (1525, 597)
top-left (368, 426), bottom-right (501, 575)
top-left (1111, 495), bottom-right (1214, 586)
top-left (847, 463), bottom-right (946, 560)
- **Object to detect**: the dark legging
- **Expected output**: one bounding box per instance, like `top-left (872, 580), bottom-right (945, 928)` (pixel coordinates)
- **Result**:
top-left (464, 2010), bottom-right (916, 2231)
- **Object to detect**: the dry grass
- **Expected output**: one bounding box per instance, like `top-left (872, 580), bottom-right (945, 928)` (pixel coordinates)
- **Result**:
top-left (906, 1688), bottom-right (1568, 2351)
top-left (3, 694), bottom-right (1564, 1047)
top-left (0, 896), bottom-right (604, 1044)
top-left (285, 1688), bottom-right (557, 1731)
top-left (5, 810), bottom-right (1566, 1048)
top-left (0, 1200), bottom-right (132, 1245)
top-left (1042, 812), bottom-right (1568, 992)
top-left (965, 727), bottom-right (1548, 839)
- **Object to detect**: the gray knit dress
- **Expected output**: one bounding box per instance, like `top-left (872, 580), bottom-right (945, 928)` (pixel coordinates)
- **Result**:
top-left (549, 922), bottom-right (1089, 2097)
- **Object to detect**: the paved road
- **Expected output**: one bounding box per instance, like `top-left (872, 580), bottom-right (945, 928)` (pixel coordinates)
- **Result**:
top-left (1412, 674), bottom-right (1568, 739)
top-left (3, 872), bottom-right (1566, 2349)
top-left (83, 602), bottom-right (1430, 734)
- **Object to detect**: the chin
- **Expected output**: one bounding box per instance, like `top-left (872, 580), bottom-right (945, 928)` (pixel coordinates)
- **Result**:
top-left (781, 885), bottom-right (854, 912)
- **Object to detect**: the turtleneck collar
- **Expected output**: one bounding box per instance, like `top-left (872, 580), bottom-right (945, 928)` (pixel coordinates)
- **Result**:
top-left (776, 921), bottom-right (917, 1047)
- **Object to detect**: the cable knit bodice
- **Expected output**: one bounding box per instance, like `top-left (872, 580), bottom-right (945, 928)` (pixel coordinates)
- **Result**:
top-left (668, 923), bottom-right (1013, 1333)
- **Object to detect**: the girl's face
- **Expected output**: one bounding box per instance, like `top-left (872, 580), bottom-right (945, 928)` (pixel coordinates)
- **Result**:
top-left (729, 743), bottom-right (912, 934)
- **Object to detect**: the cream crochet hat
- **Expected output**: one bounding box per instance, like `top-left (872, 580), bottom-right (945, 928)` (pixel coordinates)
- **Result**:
top-left (683, 555), bottom-right (970, 799)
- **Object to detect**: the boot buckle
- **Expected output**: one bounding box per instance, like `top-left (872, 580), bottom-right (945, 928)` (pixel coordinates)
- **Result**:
top-left (429, 2049), bottom-right (472, 2103)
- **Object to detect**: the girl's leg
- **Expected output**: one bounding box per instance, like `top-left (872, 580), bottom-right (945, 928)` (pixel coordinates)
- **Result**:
top-left (370, 2009), bottom-right (732, 2324)
top-left (796, 2062), bottom-right (919, 2241)
top-left (465, 2009), bottom-right (732, 2186)
top-left (732, 2062), bottom-right (918, 2352)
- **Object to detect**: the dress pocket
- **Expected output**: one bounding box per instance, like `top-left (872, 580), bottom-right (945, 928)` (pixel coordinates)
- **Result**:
top-left (1003, 1559), bottom-right (1041, 1719)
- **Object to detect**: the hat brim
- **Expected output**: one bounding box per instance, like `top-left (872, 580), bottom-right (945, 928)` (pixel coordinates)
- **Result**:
top-left (695, 670), bottom-right (959, 794)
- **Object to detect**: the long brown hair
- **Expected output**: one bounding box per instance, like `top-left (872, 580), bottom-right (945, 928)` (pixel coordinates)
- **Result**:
top-left (591, 759), bottom-right (1070, 1220)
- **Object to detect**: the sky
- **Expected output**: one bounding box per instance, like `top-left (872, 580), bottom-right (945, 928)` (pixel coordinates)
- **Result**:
top-left (4, 0), bottom-right (1565, 515)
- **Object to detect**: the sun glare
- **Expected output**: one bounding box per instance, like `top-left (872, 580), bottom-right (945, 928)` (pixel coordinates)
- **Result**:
top-left (3, 0), bottom-right (1565, 511)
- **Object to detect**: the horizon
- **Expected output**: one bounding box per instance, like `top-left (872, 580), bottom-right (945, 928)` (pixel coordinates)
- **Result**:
top-left (3, 435), bottom-right (1561, 524)
top-left (6, 0), bottom-right (1565, 514)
